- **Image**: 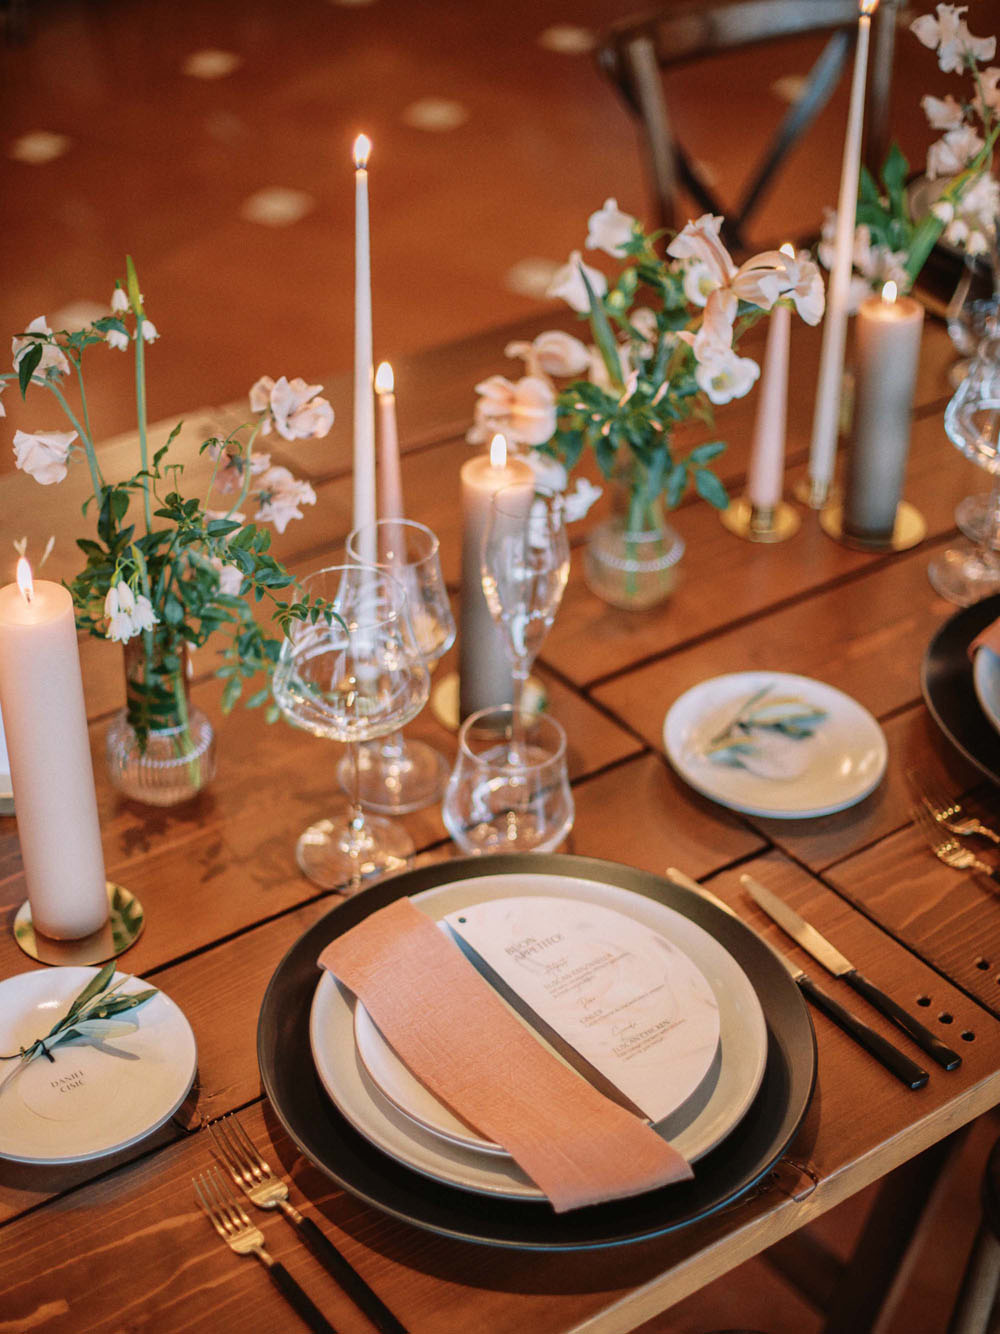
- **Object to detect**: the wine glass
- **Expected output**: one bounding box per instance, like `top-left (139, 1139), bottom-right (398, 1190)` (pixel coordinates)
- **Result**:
top-left (442, 705), bottom-right (574, 854)
top-left (481, 484), bottom-right (570, 756)
top-left (272, 563), bottom-right (430, 892)
top-left (342, 519), bottom-right (456, 813)
top-left (928, 334), bottom-right (1000, 606)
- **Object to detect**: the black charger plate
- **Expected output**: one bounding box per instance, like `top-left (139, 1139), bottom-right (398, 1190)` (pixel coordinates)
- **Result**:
top-left (257, 853), bottom-right (816, 1251)
top-left (922, 593), bottom-right (1000, 784)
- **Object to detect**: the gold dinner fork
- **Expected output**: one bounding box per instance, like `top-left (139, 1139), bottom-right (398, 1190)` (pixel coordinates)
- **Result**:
top-left (208, 1113), bottom-right (407, 1334)
top-left (912, 801), bottom-right (1000, 882)
top-left (193, 1167), bottom-right (336, 1333)
top-left (907, 770), bottom-right (1000, 844)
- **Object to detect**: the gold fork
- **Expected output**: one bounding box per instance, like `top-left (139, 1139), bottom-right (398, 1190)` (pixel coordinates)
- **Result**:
top-left (193, 1167), bottom-right (336, 1333)
top-left (208, 1113), bottom-right (407, 1334)
top-left (912, 801), bottom-right (1000, 882)
top-left (907, 770), bottom-right (1000, 844)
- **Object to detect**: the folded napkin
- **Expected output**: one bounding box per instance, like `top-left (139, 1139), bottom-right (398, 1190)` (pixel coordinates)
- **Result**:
top-left (318, 897), bottom-right (692, 1213)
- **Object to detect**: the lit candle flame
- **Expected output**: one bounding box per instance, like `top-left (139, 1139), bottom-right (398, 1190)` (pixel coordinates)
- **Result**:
top-left (353, 134), bottom-right (371, 170)
top-left (779, 241), bottom-right (796, 258)
top-left (489, 434), bottom-right (508, 469)
top-left (882, 280), bottom-right (898, 304)
top-left (375, 361), bottom-right (394, 395)
top-left (16, 557), bottom-right (34, 604)
top-left (860, 0), bottom-right (879, 15)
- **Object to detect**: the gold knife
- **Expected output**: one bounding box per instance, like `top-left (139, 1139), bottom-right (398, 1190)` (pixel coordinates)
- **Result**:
top-left (742, 873), bottom-right (961, 1071)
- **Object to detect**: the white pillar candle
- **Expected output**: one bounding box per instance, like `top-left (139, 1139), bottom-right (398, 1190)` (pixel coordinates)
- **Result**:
top-left (807, 0), bottom-right (878, 503)
top-left (459, 435), bottom-right (534, 720)
top-left (746, 245), bottom-right (793, 511)
top-left (842, 283), bottom-right (924, 540)
top-left (353, 134), bottom-right (377, 566)
top-left (376, 361), bottom-right (404, 521)
top-left (0, 561), bottom-right (107, 939)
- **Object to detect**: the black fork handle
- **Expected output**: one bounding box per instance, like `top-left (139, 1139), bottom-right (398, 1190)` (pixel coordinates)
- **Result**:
top-left (267, 1260), bottom-right (339, 1334)
top-left (296, 1215), bottom-right (409, 1334)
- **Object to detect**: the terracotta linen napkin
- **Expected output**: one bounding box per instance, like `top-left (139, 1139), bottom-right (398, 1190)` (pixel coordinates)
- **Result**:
top-left (970, 618), bottom-right (1000, 657)
top-left (318, 897), bottom-right (693, 1213)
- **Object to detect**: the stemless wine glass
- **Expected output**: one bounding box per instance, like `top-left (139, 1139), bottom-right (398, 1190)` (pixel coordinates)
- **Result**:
top-left (442, 705), bottom-right (574, 854)
top-left (481, 484), bottom-right (570, 755)
top-left (272, 563), bottom-right (429, 892)
top-left (928, 333), bottom-right (1000, 606)
top-left (343, 519), bottom-right (456, 813)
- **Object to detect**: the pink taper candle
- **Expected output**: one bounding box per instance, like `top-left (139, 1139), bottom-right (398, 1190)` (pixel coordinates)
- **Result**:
top-left (807, 0), bottom-right (879, 504)
top-left (746, 244), bottom-right (794, 511)
top-left (0, 561), bottom-right (108, 939)
top-left (353, 134), bottom-right (377, 566)
top-left (376, 361), bottom-right (404, 520)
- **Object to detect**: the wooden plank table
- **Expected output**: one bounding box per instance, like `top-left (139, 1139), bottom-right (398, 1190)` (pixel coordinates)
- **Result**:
top-left (3, 310), bottom-right (1000, 1332)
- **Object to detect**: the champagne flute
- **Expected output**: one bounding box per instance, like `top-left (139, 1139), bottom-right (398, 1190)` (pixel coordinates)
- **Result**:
top-left (343, 519), bottom-right (456, 812)
top-left (272, 563), bottom-right (429, 892)
top-left (481, 484), bottom-right (569, 757)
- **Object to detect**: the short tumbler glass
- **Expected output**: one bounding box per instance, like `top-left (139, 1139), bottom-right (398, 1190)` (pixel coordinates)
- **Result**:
top-left (442, 705), bottom-right (574, 854)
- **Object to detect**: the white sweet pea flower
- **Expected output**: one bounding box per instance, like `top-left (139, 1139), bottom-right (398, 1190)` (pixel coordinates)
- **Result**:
top-left (252, 465), bottom-right (317, 533)
top-left (252, 375), bottom-right (334, 442)
top-left (525, 450), bottom-right (568, 492)
top-left (11, 316), bottom-right (70, 380)
top-left (0, 382), bottom-right (5, 418)
top-left (695, 349), bottom-right (761, 405)
top-left (975, 67), bottom-right (1000, 115)
top-left (105, 327), bottom-right (129, 351)
top-left (927, 124), bottom-right (985, 179)
top-left (13, 428), bottom-right (76, 485)
top-left (504, 330), bottom-right (590, 378)
top-left (210, 557), bottom-right (245, 596)
top-left (562, 477), bottom-right (602, 522)
top-left (546, 250), bottom-right (608, 313)
top-left (921, 92), bottom-right (965, 129)
top-left (110, 287), bottom-right (129, 314)
top-left (140, 320), bottom-right (159, 343)
top-left (585, 198), bottom-right (637, 257)
top-left (912, 4), bottom-right (996, 72)
top-left (471, 374), bottom-right (557, 447)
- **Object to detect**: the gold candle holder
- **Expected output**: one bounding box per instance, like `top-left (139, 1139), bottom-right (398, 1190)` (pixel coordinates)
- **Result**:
top-left (720, 497), bottom-right (800, 544)
top-left (819, 499), bottom-right (926, 552)
top-left (13, 881), bottom-right (144, 966)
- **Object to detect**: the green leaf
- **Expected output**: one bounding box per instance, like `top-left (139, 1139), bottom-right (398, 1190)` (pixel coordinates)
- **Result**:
top-left (694, 468), bottom-right (729, 509)
top-left (665, 462), bottom-right (688, 508)
top-left (17, 343), bottom-right (42, 398)
top-left (125, 255), bottom-right (143, 315)
top-left (881, 142), bottom-right (910, 219)
top-left (580, 267), bottom-right (623, 390)
top-left (688, 440), bottom-right (726, 465)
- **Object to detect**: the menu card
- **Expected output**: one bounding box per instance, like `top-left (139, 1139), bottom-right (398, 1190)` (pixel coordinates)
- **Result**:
top-left (444, 896), bottom-right (720, 1124)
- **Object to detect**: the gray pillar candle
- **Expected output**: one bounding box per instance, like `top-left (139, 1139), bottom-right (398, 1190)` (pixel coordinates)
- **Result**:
top-left (459, 436), bottom-right (533, 720)
top-left (842, 286), bottom-right (924, 542)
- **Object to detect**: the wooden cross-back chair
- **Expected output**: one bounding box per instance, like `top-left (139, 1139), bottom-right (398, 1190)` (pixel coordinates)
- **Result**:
top-left (597, 0), bottom-right (900, 252)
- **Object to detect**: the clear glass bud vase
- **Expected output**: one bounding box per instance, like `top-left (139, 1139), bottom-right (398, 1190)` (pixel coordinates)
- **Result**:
top-left (583, 485), bottom-right (684, 611)
top-left (106, 635), bottom-right (216, 806)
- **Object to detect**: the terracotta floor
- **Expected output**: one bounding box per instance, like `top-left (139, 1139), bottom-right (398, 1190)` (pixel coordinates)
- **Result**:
top-left (0, 3), bottom-right (995, 1330)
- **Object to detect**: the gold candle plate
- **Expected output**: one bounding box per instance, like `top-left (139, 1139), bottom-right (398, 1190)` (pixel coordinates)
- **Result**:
top-left (819, 499), bottom-right (927, 552)
top-left (720, 497), bottom-right (800, 544)
top-left (13, 881), bottom-right (144, 966)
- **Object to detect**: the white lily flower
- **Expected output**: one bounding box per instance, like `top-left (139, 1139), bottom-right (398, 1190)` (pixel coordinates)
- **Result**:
top-left (252, 465), bottom-right (317, 532)
top-left (132, 592), bottom-right (158, 634)
top-left (666, 215), bottom-right (737, 289)
top-left (12, 428), bottom-right (76, 485)
top-left (105, 327), bottom-right (129, 351)
top-left (471, 374), bottom-right (557, 447)
top-left (140, 320), bottom-right (159, 343)
top-left (110, 287), bottom-right (129, 314)
top-left (11, 316), bottom-right (70, 380)
top-left (546, 250), bottom-right (608, 313)
top-left (585, 198), bottom-right (637, 258)
top-left (504, 330), bottom-right (590, 378)
top-left (103, 580), bottom-right (158, 643)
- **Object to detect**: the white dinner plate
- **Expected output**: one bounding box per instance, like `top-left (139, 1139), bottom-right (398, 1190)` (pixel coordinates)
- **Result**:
top-left (310, 872), bottom-right (767, 1201)
top-left (663, 671), bottom-right (888, 819)
top-left (353, 896), bottom-right (721, 1157)
top-left (973, 646), bottom-right (1000, 738)
top-left (0, 967), bottom-right (197, 1165)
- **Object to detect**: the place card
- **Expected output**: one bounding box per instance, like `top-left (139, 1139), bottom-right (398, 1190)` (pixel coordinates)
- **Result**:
top-left (15, 1044), bottom-right (129, 1123)
top-left (444, 896), bottom-right (720, 1124)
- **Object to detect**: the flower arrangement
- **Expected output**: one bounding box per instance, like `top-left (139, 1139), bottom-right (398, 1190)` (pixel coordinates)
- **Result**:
top-left (0, 258), bottom-right (332, 751)
top-left (820, 3), bottom-right (999, 308)
top-left (472, 202), bottom-right (824, 534)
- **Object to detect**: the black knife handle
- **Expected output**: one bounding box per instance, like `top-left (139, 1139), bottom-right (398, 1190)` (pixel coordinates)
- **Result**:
top-left (268, 1261), bottom-right (339, 1334)
top-left (847, 970), bottom-right (962, 1071)
top-left (296, 1216), bottom-right (409, 1334)
top-left (797, 975), bottom-right (929, 1089)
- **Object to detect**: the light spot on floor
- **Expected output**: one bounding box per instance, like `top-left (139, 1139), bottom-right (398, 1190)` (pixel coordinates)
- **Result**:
top-left (240, 187), bottom-right (315, 227)
top-left (771, 74), bottom-right (808, 104)
top-left (49, 300), bottom-right (110, 332)
top-left (538, 25), bottom-right (596, 54)
top-left (401, 98), bottom-right (469, 131)
top-left (504, 257), bottom-right (561, 298)
top-left (9, 131), bottom-right (72, 164)
top-left (181, 49), bottom-right (242, 79)
top-left (206, 111), bottom-right (245, 143)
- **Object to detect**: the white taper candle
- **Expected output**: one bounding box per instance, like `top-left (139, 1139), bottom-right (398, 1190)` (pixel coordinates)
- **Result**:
top-left (353, 134), bottom-right (377, 565)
